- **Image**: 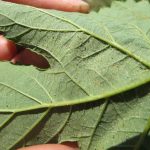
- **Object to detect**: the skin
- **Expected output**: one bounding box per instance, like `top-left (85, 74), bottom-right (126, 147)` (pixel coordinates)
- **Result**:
top-left (5, 0), bottom-right (90, 13)
top-left (18, 142), bottom-right (79, 150)
top-left (0, 0), bottom-right (90, 149)
top-left (0, 35), bottom-right (17, 61)
top-left (18, 143), bottom-right (79, 150)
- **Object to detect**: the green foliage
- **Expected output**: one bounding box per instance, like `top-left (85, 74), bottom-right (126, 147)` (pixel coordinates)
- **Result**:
top-left (0, 0), bottom-right (150, 149)
top-left (85, 0), bottom-right (113, 11)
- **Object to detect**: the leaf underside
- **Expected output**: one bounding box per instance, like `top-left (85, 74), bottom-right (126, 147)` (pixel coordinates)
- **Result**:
top-left (0, 0), bottom-right (150, 149)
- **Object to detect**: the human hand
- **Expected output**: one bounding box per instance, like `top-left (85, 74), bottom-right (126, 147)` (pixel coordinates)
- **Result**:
top-left (0, 0), bottom-right (90, 68)
top-left (0, 0), bottom-right (90, 149)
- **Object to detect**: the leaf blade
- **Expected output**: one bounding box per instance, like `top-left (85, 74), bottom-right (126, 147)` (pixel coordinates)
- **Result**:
top-left (0, 1), bottom-right (150, 149)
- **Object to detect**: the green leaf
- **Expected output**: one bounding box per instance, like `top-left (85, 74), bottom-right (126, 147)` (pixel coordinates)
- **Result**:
top-left (84, 0), bottom-right (147, 11)
top-left (84, 0), bottom-right (113, 11)
top-left (0, 0), bottom-right (150, 149)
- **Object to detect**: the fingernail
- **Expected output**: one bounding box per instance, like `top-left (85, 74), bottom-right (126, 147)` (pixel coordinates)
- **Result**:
top-left (79, 1), bottom-right (90, 13)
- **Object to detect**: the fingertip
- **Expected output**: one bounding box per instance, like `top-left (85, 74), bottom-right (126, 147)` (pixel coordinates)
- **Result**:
top-left (18, 144), bottom-right (79, 150)
top-left (79, 1), bottom-right (90, 13)
top-left (0, 35), bottom-right (17, 61)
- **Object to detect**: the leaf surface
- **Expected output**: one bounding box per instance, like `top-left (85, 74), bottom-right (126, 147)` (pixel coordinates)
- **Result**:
top-left (0, 0), bottom-right (150, 149)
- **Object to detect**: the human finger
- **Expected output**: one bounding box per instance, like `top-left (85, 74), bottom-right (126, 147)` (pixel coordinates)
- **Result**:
top-left (0, 35), bottom-right (17, 61)
top-left (18, 144), bottom-right (79, 150)
top-left (4, 0), bottom-right (90, 13)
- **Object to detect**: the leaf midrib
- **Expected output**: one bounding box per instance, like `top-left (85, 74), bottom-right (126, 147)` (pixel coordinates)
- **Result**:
top-left (1, 73), bottom-right (150, 113)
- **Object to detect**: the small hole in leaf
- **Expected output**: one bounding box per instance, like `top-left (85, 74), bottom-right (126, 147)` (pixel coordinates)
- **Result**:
top-left (11, 48), bottom-right (50, 69)
top-left (61, 142), bottom-right (79, 149)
